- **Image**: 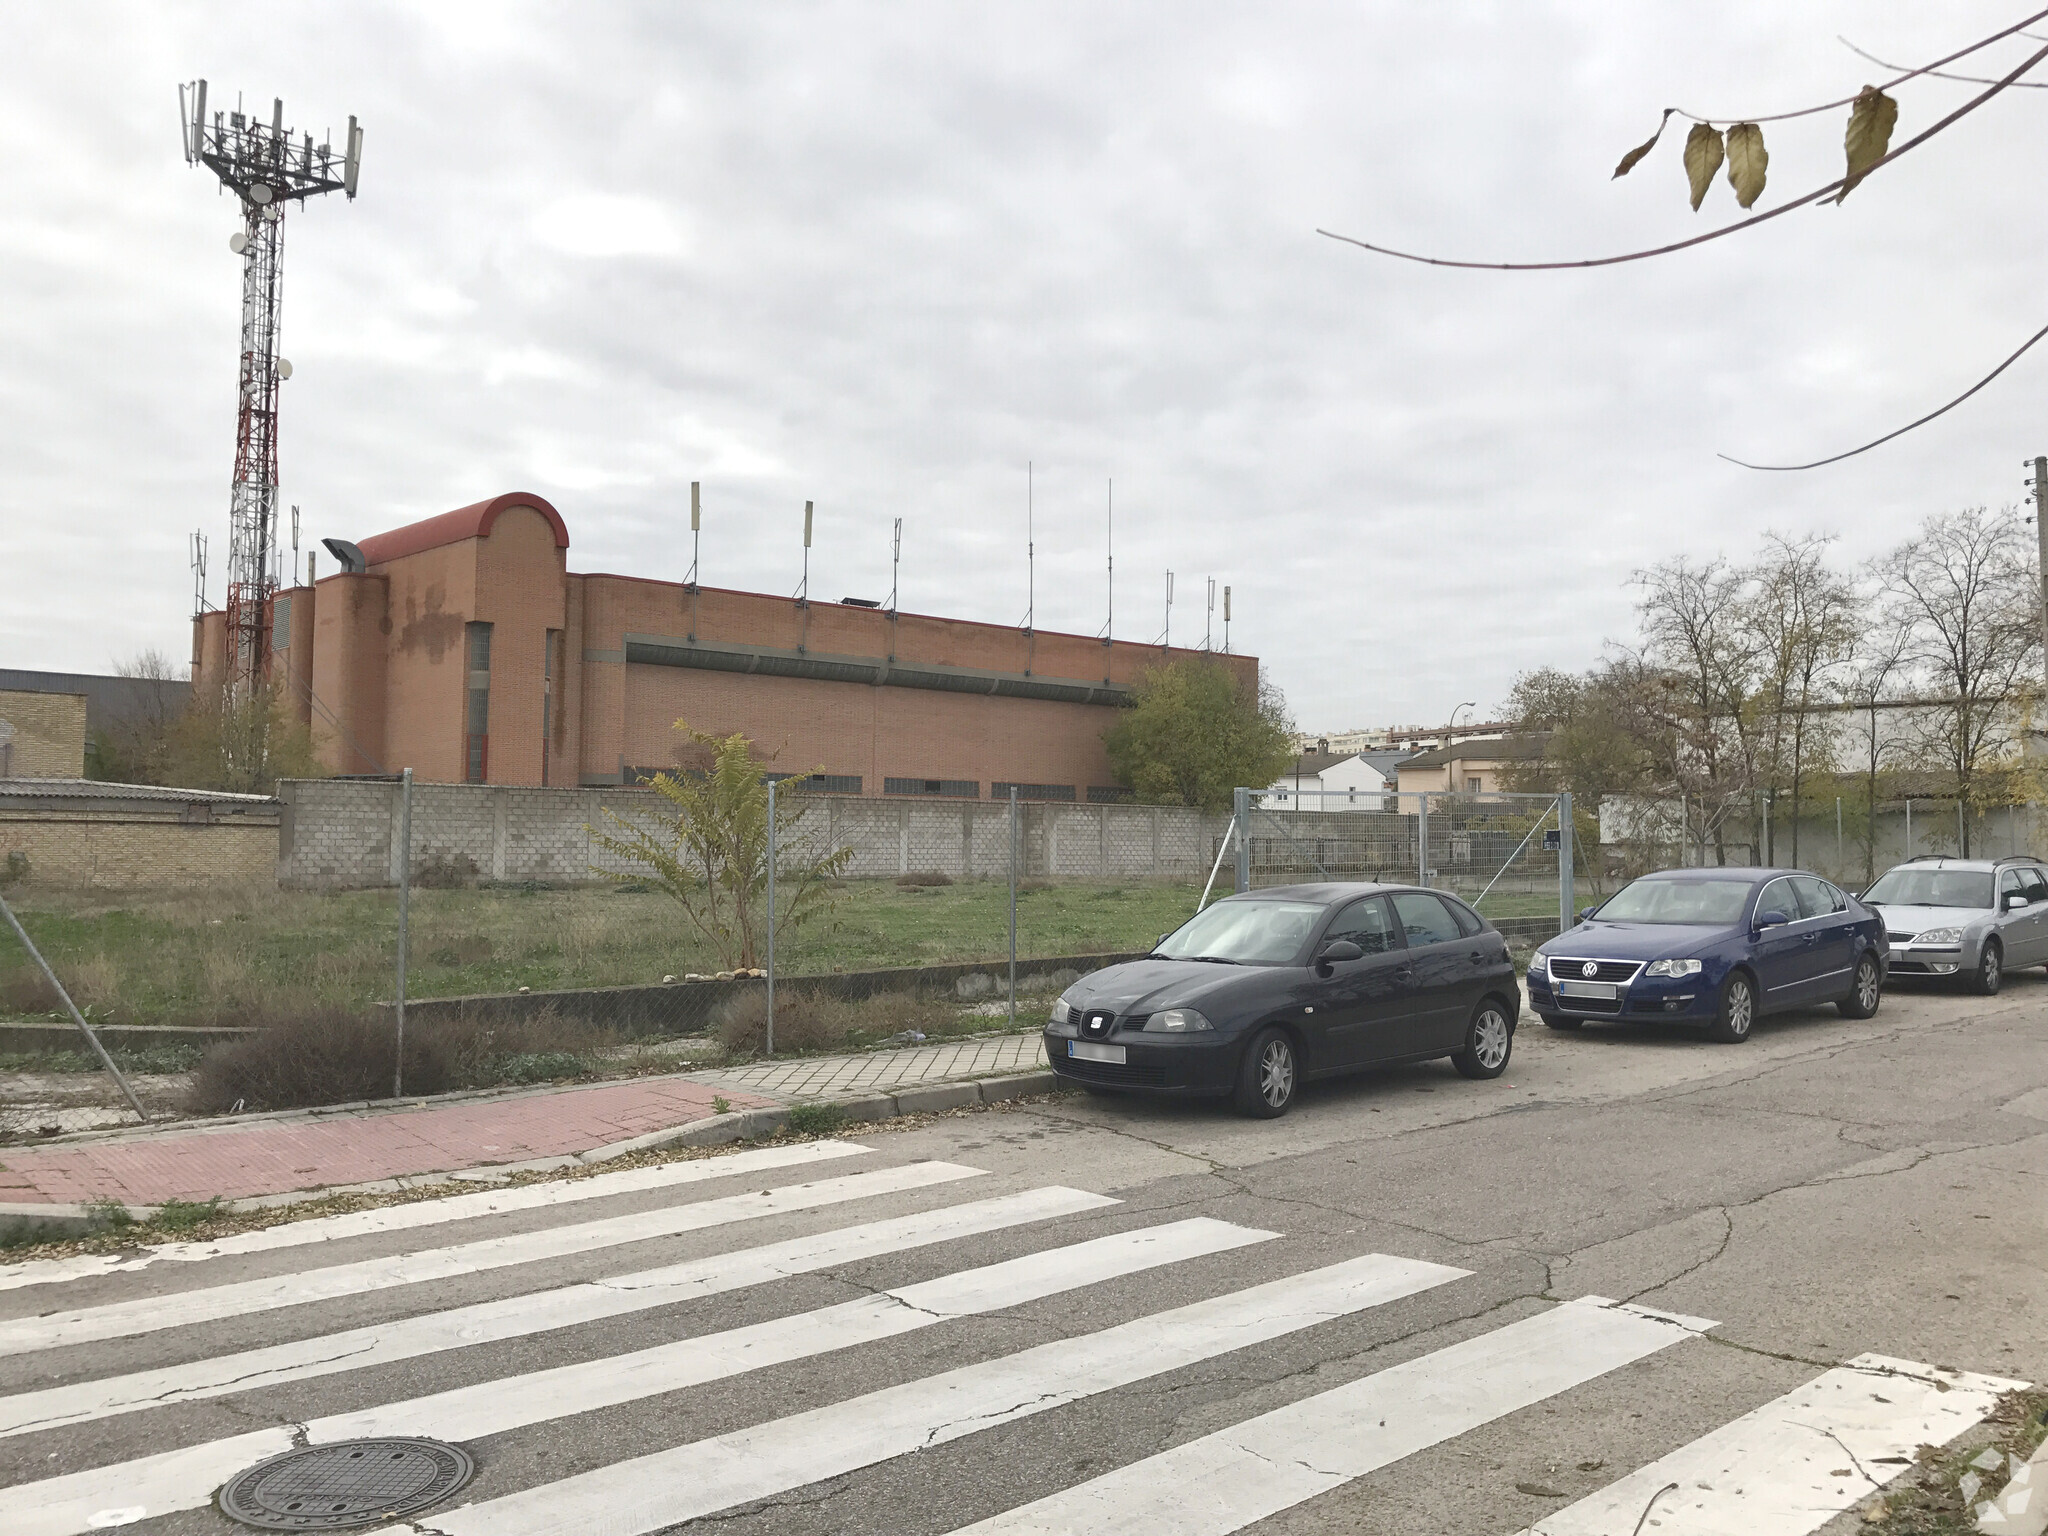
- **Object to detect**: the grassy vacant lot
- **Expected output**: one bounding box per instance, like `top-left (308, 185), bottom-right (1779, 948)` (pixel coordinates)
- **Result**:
top-left (0, 878), bottom-right (1563, 1029)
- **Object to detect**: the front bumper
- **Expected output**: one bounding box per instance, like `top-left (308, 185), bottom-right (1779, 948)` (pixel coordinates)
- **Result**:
top-left (1526, 964), bottom-right (1717, 1023)
top-left (1885, 942), bottom-right (1966, 977)
top-left (1043, 1029), bottom-right (1243, 1096)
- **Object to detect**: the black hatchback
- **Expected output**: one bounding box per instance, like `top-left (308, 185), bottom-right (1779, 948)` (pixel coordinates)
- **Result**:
top-left (1046, 882), bottom-right (1522, 1117)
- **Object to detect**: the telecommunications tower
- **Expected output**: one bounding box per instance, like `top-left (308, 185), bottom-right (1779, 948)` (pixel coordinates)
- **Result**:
top-left (179, 80), bottom-right (362, 689)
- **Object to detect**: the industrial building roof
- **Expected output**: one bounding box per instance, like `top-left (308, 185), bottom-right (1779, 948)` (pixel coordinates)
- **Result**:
top-left (355, 492), bottom-right (570, 566)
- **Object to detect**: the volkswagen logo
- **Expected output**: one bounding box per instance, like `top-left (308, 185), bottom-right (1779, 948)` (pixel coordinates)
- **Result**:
top-left (1581, 961), bottom-right (1600, 978)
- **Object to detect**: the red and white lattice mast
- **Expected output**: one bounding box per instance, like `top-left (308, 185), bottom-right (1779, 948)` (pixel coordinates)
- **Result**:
top-left (179, 81), bottom-right (362, 690)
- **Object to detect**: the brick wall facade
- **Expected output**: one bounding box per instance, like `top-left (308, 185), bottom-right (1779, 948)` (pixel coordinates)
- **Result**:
top-left (277, 778), bottom-right (1231, 890)
top-left (0, 691), bottom-right (88, 779)
top-left (212, 492), bottom-right (1259, 799)
top-left (0, 805), bottom-right (279, 888)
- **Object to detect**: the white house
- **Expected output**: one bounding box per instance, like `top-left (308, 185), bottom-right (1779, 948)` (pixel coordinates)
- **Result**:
top-left (1262, 748), bottom-right (1393, 811)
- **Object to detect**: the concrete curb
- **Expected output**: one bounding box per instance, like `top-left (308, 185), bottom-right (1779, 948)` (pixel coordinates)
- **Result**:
top-left (0, 1069), bottom-right (1067, 1240)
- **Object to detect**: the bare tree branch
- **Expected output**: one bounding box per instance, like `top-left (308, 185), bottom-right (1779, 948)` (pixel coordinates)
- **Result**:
top-left (1840, 34), bottom-right (2048, 89)
top-left (1718, 318), bottom-right (2048, 471)
top-left (1316, 39), bottom-right (2048, 272)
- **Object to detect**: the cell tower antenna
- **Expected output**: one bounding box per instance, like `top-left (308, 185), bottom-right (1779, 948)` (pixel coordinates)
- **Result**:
top-left (888, 516), bottom-right (902, 616)
top-left (1156, 570), bottom-right (1174, 648)
top-left (1204, 577), bottom-right (1215, 651)
top-left (1021, 462), bottom-right (1034, 634)
top-left (1223, 584), bottom-right (1232, 653)
top-left (687, 481), bottom-right (701, 588)
top-left (179, 79), bottom-right (362, 696)
top-left (290, 504), bottom-right (300, 589)
top-left (1098, 478), bottom-right (1114, 645)
top-left (794, 500), bottom-right (813, 606)
top-left (189, 529), bottom-right (210, 616)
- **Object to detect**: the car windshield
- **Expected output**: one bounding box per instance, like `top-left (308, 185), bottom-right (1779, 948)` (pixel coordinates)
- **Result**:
top-left (1592, 878), bottom-right (1754, 925)
top-left (1155, 900), bottom-right (1326, 964)
top-left (1862, 868), bottom-right (1994, 909)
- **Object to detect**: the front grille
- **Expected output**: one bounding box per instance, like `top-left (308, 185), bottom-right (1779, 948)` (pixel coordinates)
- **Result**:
top-left (1888, 959), bottom-right (1935, 974)
top-left (1055, 1055), bottom-right (1170, 1087)
top-left (1548, 959), bottom-right (1641, 983)
top-left (1564, 994), bottom-right (1625, 1015)
top-left (1886, 931), bottom-right (1916, 944)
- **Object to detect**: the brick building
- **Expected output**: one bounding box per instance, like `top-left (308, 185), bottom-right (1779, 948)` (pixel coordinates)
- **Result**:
top-left (0, 689), bottom-right (88, 779)
top-left (194, 492), bottom-right (1258, 795)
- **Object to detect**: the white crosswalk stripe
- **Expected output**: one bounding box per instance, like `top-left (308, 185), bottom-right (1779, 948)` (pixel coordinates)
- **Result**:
top-left (944, 1298), bottom-right (1715, 1536)
top-left (0, 1184), bottom-right (1115, 1437)
top-left (390, 1252), bottom-right (1471, 1536)
top-left (0, 1146), bottom-right (2029, 1536)
top-left (0, 1138), bottom-right (868, 1294)
top-left (1517, 1353), bottom-right (2029, 1536)
top-left (10, 1217), bottom-right (1277, 1536)
top-left (0, 1159), bottom-right (982, 1352)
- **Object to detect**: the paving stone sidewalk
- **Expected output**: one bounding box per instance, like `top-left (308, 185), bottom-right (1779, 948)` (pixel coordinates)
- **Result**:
top-left (0, 1031), bottom-right (1051, 1216)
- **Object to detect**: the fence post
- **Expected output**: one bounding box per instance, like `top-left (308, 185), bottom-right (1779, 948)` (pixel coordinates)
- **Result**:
top-left (1836, 797), bottom-right (1843, 872)
top-left (1008, 786), bottom-right (1018, 1030)
top-left (766, 777), bottom-right (777, 1057)
top-left (1558, 791), bottom-right (1575, 934)
top-left (1905, 798), bottom-right (1913, 856)
top-left (1233, 786), bottom-right (1251, 893)
top-left (394, 767), bottom-right (411, 1099)
top-left (0, 890), bottom-right (149, 1124)
top-left (1417, 792), bottom-right (1429, 887)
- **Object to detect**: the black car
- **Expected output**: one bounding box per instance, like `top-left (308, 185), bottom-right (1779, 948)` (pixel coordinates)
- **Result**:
top-left (1045, 882), bottom-right (1522, 1117)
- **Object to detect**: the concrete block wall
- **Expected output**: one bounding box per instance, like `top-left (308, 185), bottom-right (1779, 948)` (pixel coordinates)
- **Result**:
top-left (277, 779), bottom-right (1232, 890)
top-left (0, 809), bottom-right (279, 888)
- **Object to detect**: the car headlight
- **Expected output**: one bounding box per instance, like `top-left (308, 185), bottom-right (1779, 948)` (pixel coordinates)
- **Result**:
top-left (1145, 1007), bottom-right (1213, 1032)
top-left (1913, 927), bottom-right (1965, 946)
top-left (1644, 958), bottom-right (1703, 979)
top-left (1047, 997), bottom-right (1077, 1036)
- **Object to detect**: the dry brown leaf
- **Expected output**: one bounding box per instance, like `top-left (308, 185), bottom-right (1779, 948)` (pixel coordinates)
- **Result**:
top-left (1683, 122), bottom-right (1725, 211)
top-left (1724, 122), bottom-right (1767, 208)
top-left (1837, 86), bottom-right (1898, 203)
top-left (1612, 109), bottom-right (1674, 179)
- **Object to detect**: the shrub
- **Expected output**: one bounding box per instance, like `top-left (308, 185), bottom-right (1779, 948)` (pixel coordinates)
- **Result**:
top-left (784, 1104), bottom-right (844, 1136)
top-left (156, 1197), bottom-right (223, 1231)
top-left (895, 870), bottom-right (954, 888)
top-left (413, 850), bottom-right (481, 889)
top-left (712, 987), bottom-right (958, 1058)
top-left (186, 1005), bottom-right (619, 1113)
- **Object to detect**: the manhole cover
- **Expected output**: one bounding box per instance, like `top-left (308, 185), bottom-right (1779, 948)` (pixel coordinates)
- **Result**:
top-left (218, 1438), bottom-right (474, 1530)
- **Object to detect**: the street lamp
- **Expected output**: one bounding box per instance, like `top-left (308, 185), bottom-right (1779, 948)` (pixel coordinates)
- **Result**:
top-left (1450, 701), bottom-right (1476, 733)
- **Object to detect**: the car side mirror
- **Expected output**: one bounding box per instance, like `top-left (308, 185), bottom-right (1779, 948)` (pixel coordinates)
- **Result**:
top-left (1753, 908), bottom-right (1791, 931)
top-left (2008, 894), bottom-right (2029, 911)
top-left (1317, 939), bottom-right (1364, 973)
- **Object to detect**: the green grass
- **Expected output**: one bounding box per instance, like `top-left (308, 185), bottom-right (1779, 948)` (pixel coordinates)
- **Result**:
top-left (0, 880), bottom-right (1205, 1028)
top-left (0, 877), bottom-right (1564, 1030)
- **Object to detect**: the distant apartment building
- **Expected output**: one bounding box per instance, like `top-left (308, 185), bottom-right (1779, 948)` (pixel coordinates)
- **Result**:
top-left (193, 492), bottom-right (1258, 797)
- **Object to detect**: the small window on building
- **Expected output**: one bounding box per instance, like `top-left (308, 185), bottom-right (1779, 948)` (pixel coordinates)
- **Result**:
top-left (1086, 785), bottom-right (1134, 804)
top-left (992, 782), bottom-right (1077, 802)
top-left (765, 772), bottom-right (863, 795)
top-left (465, 621), bottom-right (492, 783)
top-left (1465, 775), bottom-right (1483, 794)
top-left (884, 777), bottom-right (979, 798)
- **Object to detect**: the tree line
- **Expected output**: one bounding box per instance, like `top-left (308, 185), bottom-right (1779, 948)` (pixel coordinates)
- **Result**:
top-left (1506, 505), bottom-right (2041, 878)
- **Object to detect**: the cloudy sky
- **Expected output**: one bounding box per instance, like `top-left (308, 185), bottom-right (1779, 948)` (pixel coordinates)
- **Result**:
top-left (5, 2), bottom-right (2044, 730)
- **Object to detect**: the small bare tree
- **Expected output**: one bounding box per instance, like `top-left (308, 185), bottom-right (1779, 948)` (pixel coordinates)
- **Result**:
top-left (1746, 533), bottom-right (1857, 864)
top-left (1880, 506), bottom-right (2040, 855)
top-left (594, 725), bottom-right (852, 970)
top-left (1839, 602), bottom-right (1916, 888)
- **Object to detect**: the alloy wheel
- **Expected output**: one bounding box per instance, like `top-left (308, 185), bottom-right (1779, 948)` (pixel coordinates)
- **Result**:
top-left (1725, 977), bottom-right (1753, 1038)
top-left (1856, 960), bottom-right (1881, 1012)
top-left (1260, 1039), bottom-right (1295, 1108)
top-left (1473, 1008), bottom-right (1510, 1070)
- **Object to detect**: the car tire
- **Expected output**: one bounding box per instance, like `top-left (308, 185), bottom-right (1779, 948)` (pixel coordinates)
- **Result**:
top-left (1970, 939), bottom-right (2003, 996)
top-left (1232, 1026), bottom-right (1297, 1118)
top-left (1704, 970), bottom-right (1756, 1044)
top-left (1453, 1000), bottom-right (1515, 1079)
top-left (1538, 1012), bottom-right (1583, 1031)
top-left (1837, 952), bottom-right (1883, 1019)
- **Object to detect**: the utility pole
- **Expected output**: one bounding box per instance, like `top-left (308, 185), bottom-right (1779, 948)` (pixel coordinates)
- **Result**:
top-left (2034, 457), bottom-right (2048, 706)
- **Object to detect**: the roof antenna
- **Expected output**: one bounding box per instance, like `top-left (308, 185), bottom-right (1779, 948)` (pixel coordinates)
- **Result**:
top-left (687, 481), bottom-right (701, 589)
top-left (1098, 478), bottom-right (1113, 646)
top-left (794, 500), bottom-right (812, 607)
top-left (888, 516), bottom-right (902, 616)
top-left (1223, 585), bottom-right (1232, 654)
top-left (1156, 570), bottom-right (1174, 648)
top-left (1204, 577), bottom-right (1215, 651)
top-left (1020, 462), bottom-right (1035, 633)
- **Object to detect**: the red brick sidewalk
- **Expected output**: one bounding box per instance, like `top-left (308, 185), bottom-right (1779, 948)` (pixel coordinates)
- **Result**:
top-left (0, 1077), bottom-right (777, 1207)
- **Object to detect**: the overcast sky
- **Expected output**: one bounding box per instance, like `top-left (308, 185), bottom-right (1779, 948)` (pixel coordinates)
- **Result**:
top-left (5, 3), bottom-right (2044, 730)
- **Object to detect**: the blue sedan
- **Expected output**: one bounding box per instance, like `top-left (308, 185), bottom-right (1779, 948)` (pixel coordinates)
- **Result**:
top-left (1527, 868), bottom-right (1889, 1043)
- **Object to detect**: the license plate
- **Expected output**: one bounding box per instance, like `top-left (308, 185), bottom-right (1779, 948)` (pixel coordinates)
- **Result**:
top-left (1069, 1041), bottom-right (1126, 1064)
top-left (1557, 980), bottom-right (1618, 1000)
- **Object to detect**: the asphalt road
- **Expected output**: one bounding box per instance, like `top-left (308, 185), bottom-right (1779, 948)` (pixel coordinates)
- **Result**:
top-left (4, 973), bottom-right (2044, 1535)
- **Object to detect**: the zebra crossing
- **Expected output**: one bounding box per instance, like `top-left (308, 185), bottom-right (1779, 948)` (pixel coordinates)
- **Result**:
top-left (0, 1138), bottom-right (2025, 1536)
